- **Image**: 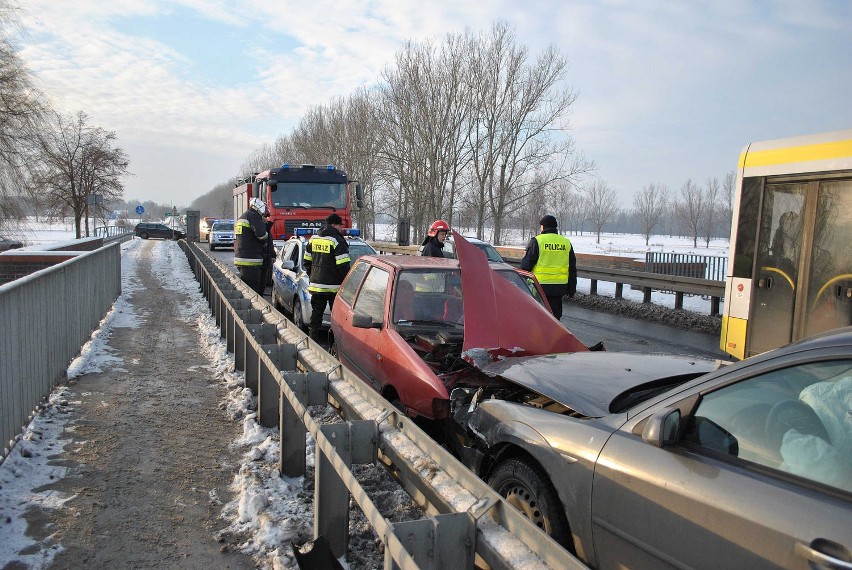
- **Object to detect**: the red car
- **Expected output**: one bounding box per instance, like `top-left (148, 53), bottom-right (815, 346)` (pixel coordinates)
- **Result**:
top-left (329, 233), bottom-right (589, 423)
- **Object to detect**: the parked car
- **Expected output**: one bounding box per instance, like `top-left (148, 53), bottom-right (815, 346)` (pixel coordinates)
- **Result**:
top-left (0, 235), bottom-right (24, 252)
top-left (443, 235), bottom-right (504, 262)
top-left (328, 235), bottom-right (581, 421)
top-left (208, 219), bottom-right (234, 251)
top-left (460, 327), bottom-right (852, 568)
top-left (272, 228), bottom-right (376, 331)
top-left (199, 217), bottom-right (217, 242)
top-left (418, 235), bottom-right (504, 262)
top-left (134, 222), bottom-right (185, 240)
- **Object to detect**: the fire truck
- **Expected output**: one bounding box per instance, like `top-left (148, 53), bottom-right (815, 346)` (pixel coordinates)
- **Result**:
top-left (233, 163), bottom-right (363, 242)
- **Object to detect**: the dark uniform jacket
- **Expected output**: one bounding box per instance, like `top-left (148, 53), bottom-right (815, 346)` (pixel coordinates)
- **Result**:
top-left (234, 208), bottom-right (268, 266)
top-left (420, 237), bottom-right (445, 257)
top-left (520, 228), bottom-right (577, 298)
top-left (304, 226), bottom-right (351, 293)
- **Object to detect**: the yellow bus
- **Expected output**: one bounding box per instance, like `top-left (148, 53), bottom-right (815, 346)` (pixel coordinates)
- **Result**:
top-left (721, 129), bottom-right (852, 359)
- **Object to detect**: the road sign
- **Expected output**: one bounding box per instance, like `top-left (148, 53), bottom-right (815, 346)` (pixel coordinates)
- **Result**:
top-left (135, 205), bottom-right (144, 215)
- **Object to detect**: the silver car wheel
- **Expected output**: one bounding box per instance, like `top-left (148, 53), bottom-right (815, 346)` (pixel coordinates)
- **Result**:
top-left (293, 299), bottom-right (306, 331)
top-left (487, 457), bottom-right (571, 549)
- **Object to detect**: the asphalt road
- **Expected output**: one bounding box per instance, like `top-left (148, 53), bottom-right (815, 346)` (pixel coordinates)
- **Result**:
top-left (209, 247), bottom-right (729, 362)
top-left (559, 302), bottom-right (728, 361)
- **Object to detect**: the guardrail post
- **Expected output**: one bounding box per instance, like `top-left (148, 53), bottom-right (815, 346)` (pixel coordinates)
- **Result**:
top-left (675, 291), bottom-right (684, 310)
top-left (226, 299), bottom-right (251, 351)
top-left (280, 372), bottom-right (328, 477)
top-left (233, 309), bottom-right (262, 372)
top-left (391, 512), bottom-right (475, 569)
top-left (590, 279), bottom-right (598, 295)
top-left (257, 344), bottom-right (297, 428)
top-left (711, 296), bottom-right (721, 316)
top-left (217, 289), bottom-right (240, 327)
top-left (316, 421), bottom-right (377, 559)
top-left (244, 323), bottom-right (276, 393)
top-left (642, 286), bottom-right (652, 303)
top-left (614, 283), bottom-right (623, 299)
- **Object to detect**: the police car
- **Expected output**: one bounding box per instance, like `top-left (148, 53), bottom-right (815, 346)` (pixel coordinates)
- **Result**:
top-left (271, 228), bottom-right (376, 331)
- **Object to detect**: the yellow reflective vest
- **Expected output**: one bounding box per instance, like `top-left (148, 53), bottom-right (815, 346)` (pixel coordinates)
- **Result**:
top-left (532, 232), bottom-right (572, 285)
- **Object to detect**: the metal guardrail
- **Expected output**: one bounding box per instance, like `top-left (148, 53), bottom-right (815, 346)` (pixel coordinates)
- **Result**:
top-left (645, 251), bottom-right (728, 282)
top-left (369, 241), bottom-right (724, 316)
top-left (181, 240), bottom-right (586, 570)
top-left (0, 243), bottom-right (121, 463)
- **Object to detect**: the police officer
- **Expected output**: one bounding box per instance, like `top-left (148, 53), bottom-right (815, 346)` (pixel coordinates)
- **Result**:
top-left (520, 214), bottom-right (575, 321)
top-left (234, 197), bottom-right (269, 295)
top-left (420, 219), bottom-right (449, 257)
top-left (303, 213), bottom-right (351, 341)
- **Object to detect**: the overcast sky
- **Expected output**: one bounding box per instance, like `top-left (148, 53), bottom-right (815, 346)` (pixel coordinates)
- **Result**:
top-left (12, 0), bottom-right (852, 207)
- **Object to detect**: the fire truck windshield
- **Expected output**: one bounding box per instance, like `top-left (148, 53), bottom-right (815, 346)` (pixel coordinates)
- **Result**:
top-left (270, 182), bottom-right (347, 209)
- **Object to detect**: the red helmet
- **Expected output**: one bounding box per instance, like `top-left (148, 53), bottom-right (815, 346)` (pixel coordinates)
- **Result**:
top-left (428, 219), bottom-right (450, 236)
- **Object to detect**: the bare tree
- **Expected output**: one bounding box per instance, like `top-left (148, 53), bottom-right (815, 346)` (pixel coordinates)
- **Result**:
top-left (720, 169), bottom-right (736, 238)
top-left (0, 0), bottom-right (48, 225)
top-left (32, 111), bottom-right (130, 238)
top-left (633, 183), bottom-right (669, 246)
top-left (467, 21), bottom-right (592, 244)
top-left (674, 179), bottom-right (703, 247)
top-left (585, 179), bottom-right (620, 244)
top-left (702, 176), bottom-right (721, 247)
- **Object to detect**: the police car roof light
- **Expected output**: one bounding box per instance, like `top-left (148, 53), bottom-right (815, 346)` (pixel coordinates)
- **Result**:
top-left (295, 228), bottom-right (318, 237)
top-left (343, 228), bottom-right (360, 237)
top-left (326, 164), bottom-right (335, 170)
top-left (281, 163), bottom-right (290, 170)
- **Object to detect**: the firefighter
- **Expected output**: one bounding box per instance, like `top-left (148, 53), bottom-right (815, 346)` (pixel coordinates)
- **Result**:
top-left (234, 197), bottom-right (269, 295)
top-left (260, 209), bottom-right (275, 289)
top-left (303, 213), bottom-right (350, 341)
top-left (420, 219), bottom-right (450, 257)
top-left (520, 214), bottom-right (576, 321)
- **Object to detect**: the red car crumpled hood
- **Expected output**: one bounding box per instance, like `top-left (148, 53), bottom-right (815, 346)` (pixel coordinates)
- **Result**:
top-left (454, 231), bottom-right (588, 366)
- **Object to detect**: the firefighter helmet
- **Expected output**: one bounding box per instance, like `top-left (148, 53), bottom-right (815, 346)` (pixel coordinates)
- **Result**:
top-left (427, 219), bottom-right (450, 236)
top-left (249, 197), bottom-right (267, 215)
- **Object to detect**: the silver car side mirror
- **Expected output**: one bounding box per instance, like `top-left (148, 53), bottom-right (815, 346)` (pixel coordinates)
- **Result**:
top-left (642, 408), bottom-right (681, 448)
top-left (282, 260), bottom-right (295, 270)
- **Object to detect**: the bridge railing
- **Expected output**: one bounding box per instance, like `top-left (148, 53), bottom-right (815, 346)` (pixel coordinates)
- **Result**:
top-left (0, 243), bottom-right (121, 463)
top-left (183, 241), bottom-right (585, 570)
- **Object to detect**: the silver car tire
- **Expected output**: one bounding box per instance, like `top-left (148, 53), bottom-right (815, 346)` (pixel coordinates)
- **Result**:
top-left (293, 298), bottom-right (307, 331)
top-left (487, 458), bottom-right (571, 549)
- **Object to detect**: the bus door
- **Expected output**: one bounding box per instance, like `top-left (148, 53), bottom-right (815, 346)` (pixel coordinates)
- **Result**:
top-left (747, 182), bottom-right (807, 356)
top-left (802, 179), bottom-right (852, 337)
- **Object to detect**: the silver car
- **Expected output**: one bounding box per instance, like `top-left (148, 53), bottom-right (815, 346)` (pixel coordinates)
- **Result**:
top-left (272, 229), bottom-right (376, 330)
top-left (458, 327), bottom-right (852, 568)
top-left (208, 220), bottom-right (234, 251)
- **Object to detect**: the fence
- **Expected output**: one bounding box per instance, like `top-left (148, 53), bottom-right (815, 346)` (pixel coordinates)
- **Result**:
top-left (645, 252), bottom-right (728, 281)
top-left (0, 244), bottom-right (121, 463)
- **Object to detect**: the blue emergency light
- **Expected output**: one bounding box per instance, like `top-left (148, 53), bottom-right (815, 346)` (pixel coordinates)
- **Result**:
top-left (281, 163), bottom-right (290, 170)
top-left (326, 165), bottom-right (335, 170)
top-left (343, 228), bottom-right (361, 237)
top-left (294, 228), bottom-right (319, 237)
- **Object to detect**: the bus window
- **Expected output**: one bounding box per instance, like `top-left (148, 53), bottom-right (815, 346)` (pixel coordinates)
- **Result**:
top-left (732, 177), bottom-right (762, 278)
top-left (804, 179), bottom-right (852, 337)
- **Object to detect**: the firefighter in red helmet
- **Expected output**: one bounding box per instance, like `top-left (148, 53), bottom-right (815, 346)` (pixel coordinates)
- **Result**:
top-left (420, 219), bottom-right (450, 257)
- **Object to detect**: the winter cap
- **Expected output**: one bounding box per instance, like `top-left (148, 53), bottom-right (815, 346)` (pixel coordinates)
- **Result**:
top-left (539, 215), bottom-right (558, 228)
top-left (326, 213), bottom-right (343, 226)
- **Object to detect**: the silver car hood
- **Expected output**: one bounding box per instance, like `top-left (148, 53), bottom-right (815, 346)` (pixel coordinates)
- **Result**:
top-left (480, 352), bottom-right (716, 417)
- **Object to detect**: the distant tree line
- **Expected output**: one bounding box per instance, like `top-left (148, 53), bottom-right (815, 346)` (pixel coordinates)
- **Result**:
top-left (0, 0), bottom-right (130, 238)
